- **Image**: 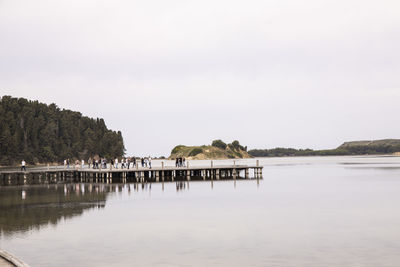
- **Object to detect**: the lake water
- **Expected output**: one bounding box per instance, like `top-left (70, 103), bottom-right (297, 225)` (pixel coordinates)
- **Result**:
top-left (1, 156), bottom-right (400, 267)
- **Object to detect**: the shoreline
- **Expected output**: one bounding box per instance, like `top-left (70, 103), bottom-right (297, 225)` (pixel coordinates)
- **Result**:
top-left (0, 249), bottom-right (30, 267)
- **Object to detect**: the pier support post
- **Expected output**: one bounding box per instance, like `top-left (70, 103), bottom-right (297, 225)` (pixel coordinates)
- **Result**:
top-left (161, 161), bottom-right (164, 182)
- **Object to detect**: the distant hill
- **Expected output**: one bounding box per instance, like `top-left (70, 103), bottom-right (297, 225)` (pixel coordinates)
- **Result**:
top-left (0, 96), bottom-right (125, 165)
top-left (248, 139), bottom-right (400, 157)
top-left (169, 140), bottom-right (251, 160)
top-left (339, 139), bottom-right (400, 148)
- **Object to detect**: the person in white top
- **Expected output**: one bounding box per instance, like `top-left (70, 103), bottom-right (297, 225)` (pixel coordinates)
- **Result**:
top-left (21, 160), bottom-right (26, 171)
top-left (81, 159), bottom-right (84, 169)
top-left (115, 158), bottom-right (119, 169)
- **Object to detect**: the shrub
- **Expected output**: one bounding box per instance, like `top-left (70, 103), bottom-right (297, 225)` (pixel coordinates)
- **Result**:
top-left (212, 139), bottom-right (227, 149)
top-left (230, 140), bottom-right (245, 151)
top-left (171, 145), bottom-right (186, 154)
top-left (189, 148), bottom-right (203, 157)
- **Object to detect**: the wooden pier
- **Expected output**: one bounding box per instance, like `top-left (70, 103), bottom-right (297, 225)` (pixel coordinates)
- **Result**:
top-left (0, 163), bottom-right (263, 186)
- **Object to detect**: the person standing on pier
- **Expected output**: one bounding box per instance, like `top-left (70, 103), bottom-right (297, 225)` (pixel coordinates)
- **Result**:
top-left (183, 158), bottom-right (186, 167)
top-left (64, 159), bottom-right (67, 169)
top-left (115, 157), bottom-right (119, 169)
top-left (67, 158), bottom-right (70, 169)
top-left (133, 157), bottom-right (136, 168)
top-left (81, 159), bottom-right (84, 169)
top-left (21, 160), bottom-right (26, 171)
top-left (126, 158), bottom-right (130, 169)
top-left (148, 157), bottom-right (152, 169)
top-left (141, 158), bottom-right (144, 168)
top-left (88, 157), bottom-right (92, 169)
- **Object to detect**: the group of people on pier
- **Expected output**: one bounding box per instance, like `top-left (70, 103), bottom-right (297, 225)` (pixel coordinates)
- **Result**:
top-left (62, 157), bottom-right (153, 170)
top-left (20, 156), bottom-right (188, 172)
top-left (175, 157), bottom-right (186, 167)
top-left (109, 157), bottom-right (151, 169)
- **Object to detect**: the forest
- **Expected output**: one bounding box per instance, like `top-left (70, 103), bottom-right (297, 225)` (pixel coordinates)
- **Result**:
top-left (0, 96), bottom-right (125, 165)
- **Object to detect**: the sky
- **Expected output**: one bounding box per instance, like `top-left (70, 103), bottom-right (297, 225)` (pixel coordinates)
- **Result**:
top-left (1, 0), bottom-right (399, 156)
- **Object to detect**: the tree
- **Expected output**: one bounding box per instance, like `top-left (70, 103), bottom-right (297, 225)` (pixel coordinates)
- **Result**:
top-left (211, 139), bottom-right (227, 149)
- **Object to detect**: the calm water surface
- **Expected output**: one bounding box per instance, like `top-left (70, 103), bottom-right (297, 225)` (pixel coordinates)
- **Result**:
top-left (1, 156), bottom-right (400, 267)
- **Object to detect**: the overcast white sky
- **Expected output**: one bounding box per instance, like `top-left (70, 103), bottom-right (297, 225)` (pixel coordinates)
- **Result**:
top-left (1, 0), bottom-right (399, 156)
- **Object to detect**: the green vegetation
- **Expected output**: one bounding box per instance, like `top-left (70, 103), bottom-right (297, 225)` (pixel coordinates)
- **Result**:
top-left (170, 139), bottom-right (251, 159)
top-left (230, 140), bottom-right (246, 151)
top-left (0, 96), bottom-right (125, 165)
top-left (171, 145), bottom-right (185, 155)
top-left (211, 139), bottom-right (227, 149)
top-left (188, 147), bottom-right (203, 156)
top-left (248, 139), bottom-right (400, 157)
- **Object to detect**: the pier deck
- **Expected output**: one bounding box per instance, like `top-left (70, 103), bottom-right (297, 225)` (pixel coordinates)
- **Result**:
top-left (0, 163), bottom-right (263, 186)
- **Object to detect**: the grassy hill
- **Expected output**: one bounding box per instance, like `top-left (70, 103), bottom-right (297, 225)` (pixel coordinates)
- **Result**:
top-left (169, 140), bottom-right (252, 160)
top-left (339, 139), bottom-right (400, 148)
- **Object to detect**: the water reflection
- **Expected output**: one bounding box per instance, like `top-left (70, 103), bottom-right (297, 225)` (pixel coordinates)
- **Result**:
top-left (0, 184), bottom-right (107, 237)
top-left (176, 181), bottom-right (188, 192)
top-left (0, 182), bottom-right (186, 236)
top-left (0, 180), bottom-right (255, 238)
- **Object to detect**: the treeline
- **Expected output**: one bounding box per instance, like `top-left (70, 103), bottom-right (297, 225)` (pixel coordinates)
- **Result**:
top-left (248, 145), bottom-right (400, 157)
top-left (0, 96), bottom-right (125, 165)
